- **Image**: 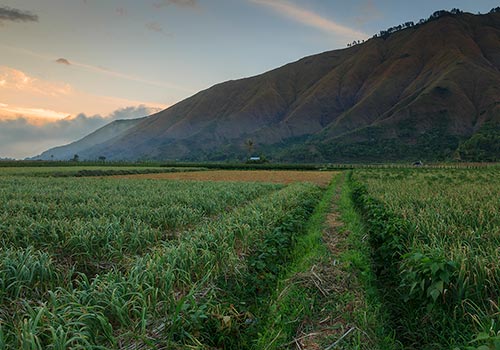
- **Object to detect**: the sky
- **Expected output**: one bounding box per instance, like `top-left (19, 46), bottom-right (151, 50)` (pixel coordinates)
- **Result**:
top-left (0, 0), bottom-right (498, 159)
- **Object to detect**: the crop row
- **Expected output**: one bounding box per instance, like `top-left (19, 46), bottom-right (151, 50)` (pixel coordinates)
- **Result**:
top-left (0, 178), bottom-right (322, 349)
top-left (350, 168), bottom-right (500, 349)
top-left (0, 166), bottom-right (165, 177)
top-left (0, 177), bottom-right (280, 272)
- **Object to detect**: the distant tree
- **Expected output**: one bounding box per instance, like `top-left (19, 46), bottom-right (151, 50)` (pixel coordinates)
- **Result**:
top-left (490, 7), bottom-right (500, 13)
top-left (98, 156), bottom-right (106, 162)
top-left (370, 9), bottom-right (468, 44)
top-left (245, 139), bottom-right (255, 157)
top-left (430, 10), bottom-right (450, 20)
top-left (72, 154), bottom-right (79, 162)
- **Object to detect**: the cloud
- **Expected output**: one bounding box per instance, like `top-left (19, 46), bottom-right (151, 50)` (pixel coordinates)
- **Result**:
top-left (0, 6), bottom-right (38, 23)
top-left (116, 7), bottom-right (127, 16)
top-left (55, 58), bottom-right (71, 65)
top-left (1, 44), bottom-right (194, 93)
top-left (66, 59), bottom-right (190, 92)
top-left (0, 66), bottom-right (168, 122)
top-left (153, 0), bottom-right (199, 9)
top-left (106, 105), bottom-right (161, 121)
top-left (146, 21), bottom-right (164, 33)
top-left (0, 105), bottom-right (161, 159)
top-left (145, 21), bottom-right (172, 36)
top-left (0, 105), bottom-right (69, 123)
top-left (0, 66), bottom-right (73, 98)
top-left (250, 0), bottom-right (367, 39)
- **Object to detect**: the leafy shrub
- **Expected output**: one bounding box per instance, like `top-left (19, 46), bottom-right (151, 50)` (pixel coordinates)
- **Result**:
top-left (400, 251), bottom-right (457, 306)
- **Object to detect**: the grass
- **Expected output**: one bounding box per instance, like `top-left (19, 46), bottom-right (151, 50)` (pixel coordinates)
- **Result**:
top-left (338, 172), bottom-right (400, 349)
top-left (0, 172), bottom-right (323, 349)
top-left (0, 166), bottom-right (206, 177)
top-left (0, 177), bottom-right (278, 272)
top-left (350, 168), bottom-right (500, 349)
top-left (254, 171), bottom-right (399, 349)
top-left (253, 172), bottom-right (338, 349)
top-left (1, 165), bottom-right (498, 349)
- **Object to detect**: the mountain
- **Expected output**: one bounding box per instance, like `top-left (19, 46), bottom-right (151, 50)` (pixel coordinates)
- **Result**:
top-left (37, 11), bottom-right (500, 162)
top-left (35, 117), bottom-right (146, 161)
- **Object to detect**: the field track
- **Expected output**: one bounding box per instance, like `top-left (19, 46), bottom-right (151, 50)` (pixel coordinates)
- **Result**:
top-left (111, 170), bottom-right (336, 186)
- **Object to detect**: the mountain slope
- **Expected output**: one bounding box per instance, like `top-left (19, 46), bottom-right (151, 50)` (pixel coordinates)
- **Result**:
top-left (38, 11), bottom-right (500, 162)
top-left (35, 117), bottom-right (146, 161)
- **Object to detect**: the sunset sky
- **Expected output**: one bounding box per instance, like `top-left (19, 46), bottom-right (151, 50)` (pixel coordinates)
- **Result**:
top-left (1, 0), bottom-right (498, 158)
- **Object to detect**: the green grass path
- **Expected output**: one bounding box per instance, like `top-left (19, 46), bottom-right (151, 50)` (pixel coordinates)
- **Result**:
top-left (255, 172), bottom-right (397, 349)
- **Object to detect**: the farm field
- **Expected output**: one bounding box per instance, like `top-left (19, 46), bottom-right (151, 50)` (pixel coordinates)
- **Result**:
top-left (0, 170), bottom-right (325, 349)
top-left (0, 166), bottom-right (205, 177)
top-left (351, 167), bottom-right (500, 349)
top-left (111, 170), bottom-right (335, 186)
top-left (0, 165), bottom-right (499, 349)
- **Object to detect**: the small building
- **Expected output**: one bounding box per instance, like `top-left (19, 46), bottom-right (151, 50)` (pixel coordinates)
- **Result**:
top-left (249, 156), bottom-right (261, 161)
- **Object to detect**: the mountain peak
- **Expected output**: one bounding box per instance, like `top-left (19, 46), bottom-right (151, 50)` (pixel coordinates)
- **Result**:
top-left (38, 11), bottom-right (500, 162)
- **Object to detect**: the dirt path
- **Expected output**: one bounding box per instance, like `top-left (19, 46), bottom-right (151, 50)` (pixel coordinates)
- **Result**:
top-left (291, 174), bottom-right (374, 350)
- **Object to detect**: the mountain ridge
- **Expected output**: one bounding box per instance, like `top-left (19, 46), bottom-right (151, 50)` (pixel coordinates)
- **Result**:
top-left (35, 117), bottom-right (146, 161)
top-left (36, 11), bottom-right (500, 162)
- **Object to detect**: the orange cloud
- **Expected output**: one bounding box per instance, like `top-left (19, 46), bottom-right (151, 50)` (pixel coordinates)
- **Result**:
top-left (0, 104), bottom-right (69, 124)
top-left (0, 105), bottom-right (163, 159)
top-left (0, 66), bottom-right (72, 97)
top-left (0, 66), bottom-right (168, 124)
top-left (250, 0), bottom-right (367, 39)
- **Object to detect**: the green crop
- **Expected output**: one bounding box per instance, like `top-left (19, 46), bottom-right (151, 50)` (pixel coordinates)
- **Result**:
top-left (351, 168), bottom-right (500, 349)
top-left (0, 173), bottom-right (323, 349)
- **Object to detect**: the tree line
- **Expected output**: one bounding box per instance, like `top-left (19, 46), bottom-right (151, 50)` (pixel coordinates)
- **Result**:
top-left (348, 7), bottom-right (500, 47)
top-left (373, 8), bottom-right (463, 39)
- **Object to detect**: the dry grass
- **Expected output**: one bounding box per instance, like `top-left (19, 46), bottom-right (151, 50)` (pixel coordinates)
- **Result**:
top-left (112, 170), bottom-right (337, 187)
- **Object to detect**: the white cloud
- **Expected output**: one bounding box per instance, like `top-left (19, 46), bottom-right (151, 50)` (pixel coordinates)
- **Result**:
top-left (250, 0), bottom-right (367, 39)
